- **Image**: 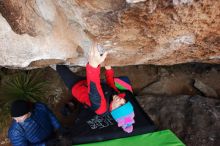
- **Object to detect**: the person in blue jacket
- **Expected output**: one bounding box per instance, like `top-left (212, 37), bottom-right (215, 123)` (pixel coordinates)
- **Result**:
top-left (8, 100), bottom-right (62, 146)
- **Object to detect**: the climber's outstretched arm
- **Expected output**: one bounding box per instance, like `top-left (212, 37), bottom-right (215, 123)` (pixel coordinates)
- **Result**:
top-left (86, 42), bottom-right (109, 115)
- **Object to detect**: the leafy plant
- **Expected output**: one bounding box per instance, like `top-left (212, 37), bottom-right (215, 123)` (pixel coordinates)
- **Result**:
top-left (0, 70), bottom-right (49, 133)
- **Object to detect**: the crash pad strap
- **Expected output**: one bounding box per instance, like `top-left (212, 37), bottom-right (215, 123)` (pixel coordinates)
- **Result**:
top-left (74, 130), bottom-right (185, 146)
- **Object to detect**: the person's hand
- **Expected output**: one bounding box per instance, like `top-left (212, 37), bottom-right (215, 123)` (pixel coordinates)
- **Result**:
top-left (105, 66), bottom-right (111, 70)
top-left (88, 42), bottom-right (108, 68)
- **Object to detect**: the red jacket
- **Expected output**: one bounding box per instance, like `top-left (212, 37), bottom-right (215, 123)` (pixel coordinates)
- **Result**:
top-left (71, 64), bottom-right (120, 115)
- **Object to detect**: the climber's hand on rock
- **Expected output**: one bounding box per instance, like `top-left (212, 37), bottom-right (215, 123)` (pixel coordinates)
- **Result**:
top-left (89, 41), bottom-right (108, 68)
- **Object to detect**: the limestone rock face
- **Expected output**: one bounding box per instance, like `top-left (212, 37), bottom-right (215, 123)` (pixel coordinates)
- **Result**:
top-left (137, 95), bottom-right (220, 146)
top-left (0, 0), bottom-right (219, 68)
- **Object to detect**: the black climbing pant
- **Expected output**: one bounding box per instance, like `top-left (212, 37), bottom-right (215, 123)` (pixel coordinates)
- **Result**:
top-left (56, 65), bottom-right (85, 90)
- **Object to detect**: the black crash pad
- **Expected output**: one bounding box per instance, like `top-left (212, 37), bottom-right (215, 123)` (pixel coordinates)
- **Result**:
top-left (70, 91), bottom-right (156, 145)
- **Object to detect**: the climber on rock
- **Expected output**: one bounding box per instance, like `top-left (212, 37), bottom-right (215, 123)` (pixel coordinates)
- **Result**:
top-left (56, 41), bottom-right (135, 133)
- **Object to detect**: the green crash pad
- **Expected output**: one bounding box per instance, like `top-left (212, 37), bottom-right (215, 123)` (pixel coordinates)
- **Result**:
top-left (74, 130), bottom-right (185, 146)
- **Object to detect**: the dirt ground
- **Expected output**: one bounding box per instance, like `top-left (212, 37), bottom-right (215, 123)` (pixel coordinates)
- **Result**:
top-left (0, 63), bottom-right (220, 146)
